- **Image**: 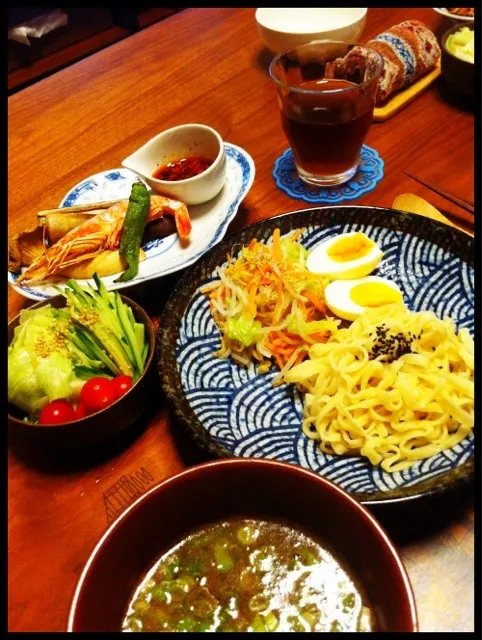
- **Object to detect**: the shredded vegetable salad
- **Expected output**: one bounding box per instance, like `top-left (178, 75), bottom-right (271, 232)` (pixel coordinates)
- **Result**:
top-left (201, 229), bottom-right (340, 384)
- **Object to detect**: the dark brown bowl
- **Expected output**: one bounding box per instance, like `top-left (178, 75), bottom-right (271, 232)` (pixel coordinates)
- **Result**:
top-left (441, 23), bottom-right (474, 98)
top-left (8, 294), bottom-right (156, 452)
top-left (68, 458), bottom-right (418, 632)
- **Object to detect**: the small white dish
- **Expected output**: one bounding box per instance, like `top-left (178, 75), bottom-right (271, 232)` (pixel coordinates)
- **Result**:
top-left (121, 123), bottom-right (227, 206)
top-left (255, 7), bottom-right (367, 54)
top-left (8, 143), bottom-right (255, 302)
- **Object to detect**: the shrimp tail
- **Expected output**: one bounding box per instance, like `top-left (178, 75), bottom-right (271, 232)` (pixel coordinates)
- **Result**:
top-left (148, 196), bottom-right (192, 240)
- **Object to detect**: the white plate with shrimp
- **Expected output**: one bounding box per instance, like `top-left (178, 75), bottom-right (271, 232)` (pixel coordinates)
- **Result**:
top-left (8, 143), bottom-right (255, 301)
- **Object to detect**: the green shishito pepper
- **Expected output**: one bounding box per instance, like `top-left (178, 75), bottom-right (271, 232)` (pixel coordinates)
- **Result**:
top-left (115, 182), bottom-right (150, 282)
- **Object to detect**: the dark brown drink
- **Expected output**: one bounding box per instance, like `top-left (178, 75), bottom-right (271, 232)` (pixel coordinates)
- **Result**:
top-left (270, 41), bottom-right (383, 186)
top-left (281, 78), bottom-right (374, 178)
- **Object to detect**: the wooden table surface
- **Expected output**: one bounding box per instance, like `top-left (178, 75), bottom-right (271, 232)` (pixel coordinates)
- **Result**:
top-left (8, 7), bottom-right (475, 633)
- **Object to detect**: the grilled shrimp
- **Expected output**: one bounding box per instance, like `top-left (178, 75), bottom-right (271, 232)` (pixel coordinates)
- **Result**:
top-left (17, 195), bottom-right (192, 284)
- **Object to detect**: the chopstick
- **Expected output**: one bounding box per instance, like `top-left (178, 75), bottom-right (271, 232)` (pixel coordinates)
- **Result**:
top-left (404, 172), bottom-right (474, 215)
top-left (36, 199), bottom-right (126, 218)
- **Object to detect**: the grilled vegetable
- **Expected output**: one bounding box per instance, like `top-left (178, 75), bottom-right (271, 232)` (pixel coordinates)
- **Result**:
top-left (115, 182), bottom-right (150, 282)
top-left (58, 249), bottom-right (146, 279)
top-left (8, 227), bottom-right (44, 273)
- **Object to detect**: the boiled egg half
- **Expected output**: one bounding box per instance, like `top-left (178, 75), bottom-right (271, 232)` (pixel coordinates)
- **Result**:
top-left (325, 276), bottom-right (404, 321)
top-left (307, 231), bottom-right (383, 280)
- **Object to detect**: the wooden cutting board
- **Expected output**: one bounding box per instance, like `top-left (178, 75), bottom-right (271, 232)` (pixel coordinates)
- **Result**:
top-left (373, 60), bottom-right (442, 122)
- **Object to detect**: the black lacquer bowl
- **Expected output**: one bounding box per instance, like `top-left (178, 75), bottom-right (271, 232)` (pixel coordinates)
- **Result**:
top-left (158, 206), bottom-right (474, 505)
top-left (8, 294), bottom-right (156, 453)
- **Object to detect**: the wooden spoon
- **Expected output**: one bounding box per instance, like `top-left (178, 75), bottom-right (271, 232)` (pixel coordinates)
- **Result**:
top-left (392, 193), bottom-right (474, 237)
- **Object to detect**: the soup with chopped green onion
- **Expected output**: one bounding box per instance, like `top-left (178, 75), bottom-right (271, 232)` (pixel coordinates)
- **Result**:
top-left (122, 518), bottom-right (374, 632)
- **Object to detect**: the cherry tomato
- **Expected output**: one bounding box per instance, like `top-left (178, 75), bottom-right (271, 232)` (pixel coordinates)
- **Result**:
top-left (112, 375), bottom-right (133, 399)
top-left (80, 377), bottom-right (118, 414)
top-left (39, 399), bottom-right (76, 425)
top-left (74, 402), bottom-right (90, 420)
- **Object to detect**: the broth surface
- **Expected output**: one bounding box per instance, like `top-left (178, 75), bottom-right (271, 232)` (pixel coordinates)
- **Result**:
top-left (122, 518), bottom-right (374, 632)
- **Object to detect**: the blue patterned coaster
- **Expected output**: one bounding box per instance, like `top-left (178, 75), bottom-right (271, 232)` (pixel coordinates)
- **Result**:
top-left (273, 144), bottom-right (384, 204)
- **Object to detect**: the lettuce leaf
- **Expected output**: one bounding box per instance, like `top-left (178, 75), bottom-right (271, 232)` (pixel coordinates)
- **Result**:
top-left (8, 305), bottom-right (79, 417)
top-left (281, 237), bottom-right (308, 265)
top-left (225, 315), bottom-right (263, 348)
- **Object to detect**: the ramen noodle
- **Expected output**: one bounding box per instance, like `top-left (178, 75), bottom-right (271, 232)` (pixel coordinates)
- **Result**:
top-left (284, 304), bottom-right (474, 473)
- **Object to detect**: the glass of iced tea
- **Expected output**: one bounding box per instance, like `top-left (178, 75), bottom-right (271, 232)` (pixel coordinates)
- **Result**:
top-left (269, 40), bottom-right (383, 186)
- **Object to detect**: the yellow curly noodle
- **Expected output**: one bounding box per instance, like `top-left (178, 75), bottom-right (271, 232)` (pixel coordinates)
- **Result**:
top-left (202, 229), bottom-right (339, 385)
top-left (284, 303), bottom-right (474, 473)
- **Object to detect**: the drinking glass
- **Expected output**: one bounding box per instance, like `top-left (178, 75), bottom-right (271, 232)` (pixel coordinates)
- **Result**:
top-left (269, 40), bottom-right (383, 186)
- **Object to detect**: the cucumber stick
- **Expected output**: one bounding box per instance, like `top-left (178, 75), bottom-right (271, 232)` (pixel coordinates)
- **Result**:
top-left (55, 276), bottom-right (148, 379)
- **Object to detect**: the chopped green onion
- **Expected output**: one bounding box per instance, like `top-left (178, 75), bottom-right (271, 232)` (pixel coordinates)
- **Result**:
top-left (263, 611), bottom-right (279, 631)
top-left (237, 525), bottom-right (259, 546)
top-left (214, 543), bottom-right (234, 572)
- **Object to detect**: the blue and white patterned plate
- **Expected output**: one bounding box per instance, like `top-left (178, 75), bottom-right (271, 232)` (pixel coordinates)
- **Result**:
top-left (8, 143), bottom-right (255, 301)
top-left (158, 206), bottom-right (474, 504)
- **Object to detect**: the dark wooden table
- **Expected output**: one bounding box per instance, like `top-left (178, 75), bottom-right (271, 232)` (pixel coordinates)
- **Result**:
top-left (8, 7), bottom-right (475, 632)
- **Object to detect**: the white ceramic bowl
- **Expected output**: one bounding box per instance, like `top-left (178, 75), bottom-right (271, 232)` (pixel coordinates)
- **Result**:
top-left (122, 124), bottom-right (227, 206)
top-left (255, 8), bottom-right (367, 54)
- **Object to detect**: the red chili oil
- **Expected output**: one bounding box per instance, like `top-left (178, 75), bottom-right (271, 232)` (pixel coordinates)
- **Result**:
top-left (153, 155), bottom-right (214, 181)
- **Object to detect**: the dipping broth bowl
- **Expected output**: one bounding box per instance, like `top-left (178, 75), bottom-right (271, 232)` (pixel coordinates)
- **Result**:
top-left (255, 8), bottom-right (367, 54)
top-left (68, 458), bottom-right (418, 632)
top-left (8, 294), bottom-right (156, 453)
top-left (122, 124), bottom-right (227, 206)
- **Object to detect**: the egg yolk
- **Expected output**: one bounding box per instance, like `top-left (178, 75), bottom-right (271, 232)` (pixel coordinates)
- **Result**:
top-left (350, 282), bottom-right (402, 307)
top-left (326, 232), bottom-right (376, 262)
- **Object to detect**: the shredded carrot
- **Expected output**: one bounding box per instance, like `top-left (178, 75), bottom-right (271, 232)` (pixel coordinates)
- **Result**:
top-left (272, 228), bottom-right (282, 262)
top-left (302, 290), bottom-right (326, 313)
